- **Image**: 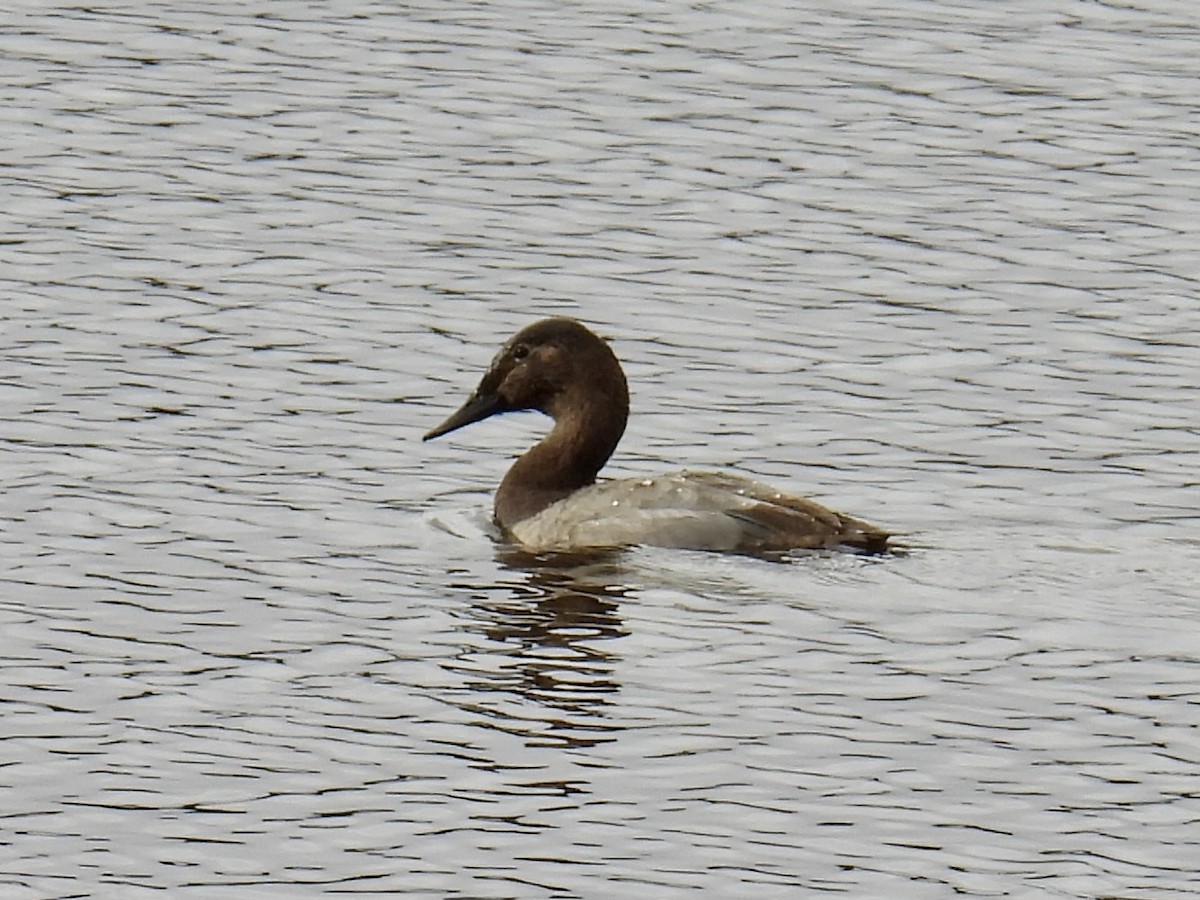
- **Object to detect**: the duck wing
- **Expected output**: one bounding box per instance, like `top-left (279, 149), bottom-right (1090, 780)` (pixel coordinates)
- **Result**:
top-left (508, 470), bottom-right (889, 554)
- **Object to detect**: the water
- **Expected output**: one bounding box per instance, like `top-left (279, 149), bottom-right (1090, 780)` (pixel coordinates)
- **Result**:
top-left (2, 1), bottom-right (1198, 897)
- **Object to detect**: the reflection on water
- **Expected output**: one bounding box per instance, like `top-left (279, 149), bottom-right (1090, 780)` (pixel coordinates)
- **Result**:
top-left (443, 550), bottom-right (632, 748)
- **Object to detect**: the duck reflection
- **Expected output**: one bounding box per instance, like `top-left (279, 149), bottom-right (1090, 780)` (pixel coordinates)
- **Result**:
top-left (445, 548), bottom-right (631, 749)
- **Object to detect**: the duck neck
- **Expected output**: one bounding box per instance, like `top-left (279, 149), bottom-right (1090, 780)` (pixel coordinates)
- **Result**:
top-left (495, 393), bottom-right (628, 529)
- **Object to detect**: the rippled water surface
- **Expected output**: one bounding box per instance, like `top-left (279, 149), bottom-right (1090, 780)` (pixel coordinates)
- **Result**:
top-left (3, 1), bottom-right (1198, 897)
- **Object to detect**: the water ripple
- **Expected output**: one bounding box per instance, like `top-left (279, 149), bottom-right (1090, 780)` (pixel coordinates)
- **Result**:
top-left (3, 1), bottom-right (1198, 897)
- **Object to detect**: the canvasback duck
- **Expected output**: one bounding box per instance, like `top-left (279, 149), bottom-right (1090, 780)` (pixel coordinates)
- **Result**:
top-left (424, 317), bottom-right (890, 554)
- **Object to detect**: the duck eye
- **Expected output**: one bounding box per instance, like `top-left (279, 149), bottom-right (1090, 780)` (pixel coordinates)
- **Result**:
top-left (511, 343), bottom-right (530, 361)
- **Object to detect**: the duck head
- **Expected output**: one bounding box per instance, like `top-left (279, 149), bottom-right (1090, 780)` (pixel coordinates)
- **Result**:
top-left (423, 317), bottom-right (630, 442)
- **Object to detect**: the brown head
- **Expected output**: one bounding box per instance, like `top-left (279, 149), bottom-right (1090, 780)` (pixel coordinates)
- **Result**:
top-left (424, 318), bottom-right (631, 525)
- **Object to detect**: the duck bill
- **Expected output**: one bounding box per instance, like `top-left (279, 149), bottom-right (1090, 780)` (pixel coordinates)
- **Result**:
top-left (423, 389), bottom-right (505, 441)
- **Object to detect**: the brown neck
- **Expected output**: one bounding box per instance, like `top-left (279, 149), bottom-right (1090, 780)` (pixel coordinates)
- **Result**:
top-left (494, 392), bottom-right (627, 529)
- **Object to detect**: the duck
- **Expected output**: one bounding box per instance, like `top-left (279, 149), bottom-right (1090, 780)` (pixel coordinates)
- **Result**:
top-left (423, 317), bottom-right (890, 555)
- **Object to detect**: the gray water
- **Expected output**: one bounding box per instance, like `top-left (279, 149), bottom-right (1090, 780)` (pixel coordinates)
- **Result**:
top-left (2, 1), bottom-right (1198, 897)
